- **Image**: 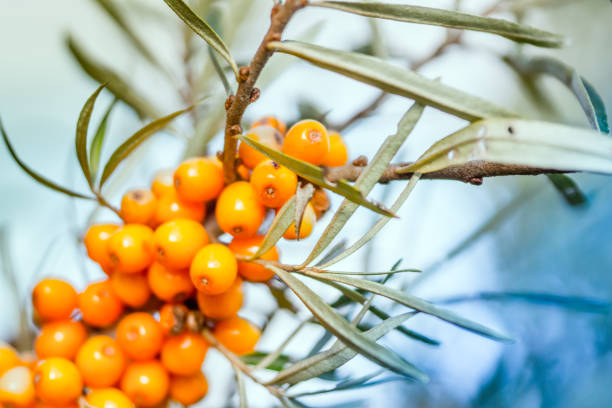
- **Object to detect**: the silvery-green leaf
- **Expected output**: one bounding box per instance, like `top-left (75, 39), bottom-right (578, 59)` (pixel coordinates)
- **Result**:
top-left (75, 84), bottom-right (105, 189)
top-left (251, 196), bottom-right (296, 259)
top-left (294, 182), bottom-right (315, 240)
top-left (89, 98), bottom-right (117, 180)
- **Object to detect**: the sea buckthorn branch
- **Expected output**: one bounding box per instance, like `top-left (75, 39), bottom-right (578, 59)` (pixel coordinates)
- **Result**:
top-left (222, 0), bottom-right (306, 184)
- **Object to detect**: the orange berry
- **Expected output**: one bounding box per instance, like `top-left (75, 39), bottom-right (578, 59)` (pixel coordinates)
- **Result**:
top-left (151, 169), bottom-right (175, 198)
top-left (79, 280), bottom-right (124, 328)
top-left (321, 131), bottom-right (348, 167)
top-left (0, 366), bottom-right (35, 406)
top-left (153, 219), bottom-right (209, 270)
top-left (148, 262), bottom-right (195, 303)
top-left (282, 119), bottom-right (329, 165)
top-left (169, 372), bottom-right (208, 406)
top-left (251, 116), bottom-right (287, 135)
top-left (110, 271), bottom-right (151, 308)
top-left (76, 336), bottom-right (126, 388)
top-left (120, 361), bottom-right (169, 407)
top-left (0, 343), bottom-right (22, 376)
top-left (35, 320), bottom-right (87, 360)
top-left (154, 189), bottom-right (206, 225)
top-left (237, 164), bottom-right (251, 181)
top-left (213, 316), bottom-right (260, 356)
top-left (120, 189), bottom-right (157, 225)
top-left (196, 277), bottom-right (243, 320)
top-left (250, 160), bottom-right (297, 208)
top-left (215, 182), bottom-right (266, 238)
top-left (32, 279), bottom-right (77, 322)
top-left (228, 235), bottom-right (279, 282)
top-left (107, 224), bottom-right (155, 274)
top-left (84, 224), bottom-right (120, 270)
top-left (86, 388), bottom-right (134, 408)
top-left (33, 358), bottom-right (82, 405)
top-left (158, 304), bottom-right (187, 336)
top-left (189, 244), bottom-right (237, 295)
top-left (283, 202), bottom-right (316, 240)
top-left (160, 333), bottom-right (208, 376)
top-left (116, 313), bottom-right (163, 361)
top-left (173, 157), bottom-right (223, 203)
top-left (239, 125), bottom-right (283, 169)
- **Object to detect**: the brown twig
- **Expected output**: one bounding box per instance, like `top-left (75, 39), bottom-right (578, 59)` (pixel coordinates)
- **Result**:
top-left (222, 0), bottom-right (306, 183)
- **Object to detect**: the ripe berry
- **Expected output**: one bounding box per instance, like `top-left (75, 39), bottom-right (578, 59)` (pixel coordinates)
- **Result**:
top-left (154, 189), bottom-right (206, 225)
top-left (79, 280), bottom-right (124, 328)
top-left (213, 316), bottom-right (260, 356)
top-left (228, 235), bottom-right (279, 282)
top-left (0, 366), bottom-right (35, 407)
top-left (215, 182), bottom-right (266, 238)
top-left (0, 343), bottom-right (21, 376)
top-left (250, 160), bottom-right (297, 208)
top-left (120, 189), bottom-right (157, 225)
top-left (33, 357), bottom-right (82, 405)
top-left (282, 119), bottom-right (329, 165)
top-left (238, 125), bottom-right (282, 169)
top-left (32, 278), bottom-right (77, 323)
top-left (84, 224), bottom-right (120, 271)
top-left (116, 313), bottom-right (163, 361)
top-left (35, 320), bottom-right (87, 360)
top-left (107, 224), bottom-right (155, 274)
top-left (283, 202), bottom-right (316, 240)
top-left (251, 116), bottom-right (287, 135)
top-left (237, 164), bottom-right (251, 180)
top-left (153, 219), bottom-right (209, 270)
top-left (169, 372), bottom-right (208, 406)
top-left (160, 332), bottom-right (208, 376)
top-left (110, 271), bottom-right (151, 308)
top-left (196, 277), bottom-right (243, 320)
top-left (148, 262), bottom-right (195, 303)
top-left (151, 169), bottom-right (174, 198)
top-left (189, 244), bottom-right (237, 295)
top-left (321, 131), bottom-right (348, 167)
top-left (173, 157), bottom-right (223, 203)
top-left (86, 388), bottom-right (134, 408)
top-left (120, 360), bottom-right (169, 408)
top-left (158, 304), bottom-right (187, 336)
top-left (76, 335), bottom-right (126, 388)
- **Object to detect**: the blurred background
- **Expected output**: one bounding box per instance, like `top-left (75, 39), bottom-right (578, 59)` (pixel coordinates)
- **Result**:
top-left (1, 0), bottom-right (611, 407)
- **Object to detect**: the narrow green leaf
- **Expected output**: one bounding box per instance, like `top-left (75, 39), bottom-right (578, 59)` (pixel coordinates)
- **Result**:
top-left (313, 1), bottom-right (563, 48)
top-left (208, 45), bottom-right (232, 95)
top-left (266, 281), bottom-right (298, 313)
top-left (242, 352), bottom-right (291, 371)
top-left (267, 41), bottom-right (517, 121)
top-left (251, 196), bottom-right (296, 259)
top-left (294, 182), bottom-right (315, 240)
top-left (315, 239), bottom-right (347, 267)
top-left (320, 268), bottom-right (420, 276)
top-left (399, 119), bottom-right (612, 175)
top-left (268, 266), bottom-right (429, 383)
top-left (99, 107), bottom-right (191, 187)
top-left (238, 135), bottom-right (395, 217)
top-left (547, 174), bottom-right (586, 206)
top-left (76, 84), bottom-right (105, 189)
top-left (163, 0), bottom-right (239, 80)
top-left (290, 371), bottom-right (408, 397)
top-left (302, 103), bottom-right (424, 266)
top-left (306, 272), bottom-right (512, 342)
top-left (89, 98), bottom-right (117, 180)
top-left (1, 118), bottom-right (93, 200)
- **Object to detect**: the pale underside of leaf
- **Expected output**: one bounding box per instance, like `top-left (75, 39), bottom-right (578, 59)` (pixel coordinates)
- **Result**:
top-left (294, 182), bottom-right (315, 240)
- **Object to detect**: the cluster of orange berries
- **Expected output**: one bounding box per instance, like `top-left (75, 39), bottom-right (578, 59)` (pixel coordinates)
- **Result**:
top-left (0, 117), bottom-right (348, 408)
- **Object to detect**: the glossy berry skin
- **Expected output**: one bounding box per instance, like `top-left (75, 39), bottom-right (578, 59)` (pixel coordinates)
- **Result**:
top-left (169, 372), bottom-right (208, 406)
top-left (120, 189), bottom-right (157, 225)
top-left (0, 366), bottom-right (35, 407)
top-left (148, 262), bottom-right (194, 303)
top-left (321, 132), bottom-right (348, 167)
top-left (35, 320), bottom-right (87, 360)
top-left (250, 160), bottom-right (297, 208)
top-left (251, 116), bottom-right (286, 135)
top-left (110, 271), bottom-right (151, 308)
top-left (282, 120), bottom-right (329, 165)
top-left (228, 235), bottom-right (279, 282)
top-left (284, 202), bottom-right (316, 240)
top-left (154, 189), bottom-right (206, 225)
top-left (84, 224), bottom-right (120, 271)
top-left (151, 169), bottom-right (175, 198)
top-left (196, 277), bottom-right (243, 320)
top-left (189, 244), bottom-right (238, 295)
top-left (215, 182), bottom-right (266, 239)
top-left (174, 157), bottom-right (224, 203)
top-left (116, 313), bottom-right (163, 361)
top-left (107, 224), bottom-right (155, 274)
top-left (32, 279), bottom-right (77, 322)
top-left (86, 388), bottom-right (135, 408)
top-left (33, 357), bottom-right (82, 405)
top-left (78, 280), bottom-right (124, 328)
top-left (158, 303), bottom-right (187, 336)
top-left (239, 125), bottom-right (283, 169)
top-left (76, 335), bottom-right (126, 388)
top-left (120, 360), bottom-right (169, 408)
top-left (213, 316), bottom-right (260, 356)
top-left (0, 343), bottom-right (21, 376)
top-left (153, 219), bottom-right (209, 270)
top-left (160, 332), bottom-right (208, 376)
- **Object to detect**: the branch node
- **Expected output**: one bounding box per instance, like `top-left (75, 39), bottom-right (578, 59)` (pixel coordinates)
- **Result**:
top-left (239, 66), bottom-right (250, 83)
top-left (250, 88), bottom-right (261, 103)
top-left (352, 155), bottom-right (368, 167)
top-left (268, 33), bottom-right (282, 42)
top-left (225, 95), bottom-right (235, 111)
top-left (469, 177), bottom-right (484, 185)
top-left (230, 124), bottom-right (243, 136)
